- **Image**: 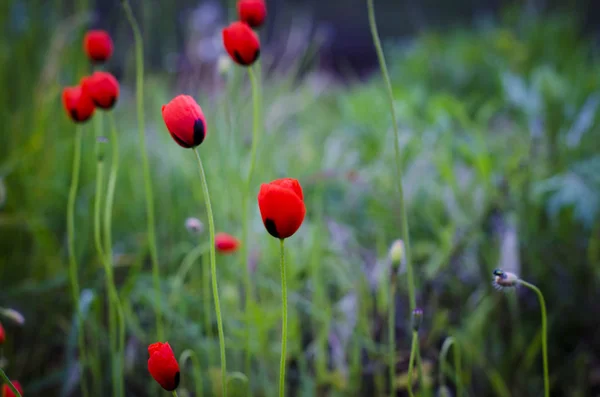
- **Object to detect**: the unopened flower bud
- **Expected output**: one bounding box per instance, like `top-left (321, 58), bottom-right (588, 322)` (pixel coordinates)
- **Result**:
top-left (412, 308), bottom-right (423, 332)
top-left (185, 217), bottom-right (204, 234)
top-left (0, 308), bottom-right (25, 325)
top-left (217, 54), bottom-right (232, 78)
top-left (492, 269), bottom-right (519, 290)
top-left (388, 239), bottom-right (404, 266)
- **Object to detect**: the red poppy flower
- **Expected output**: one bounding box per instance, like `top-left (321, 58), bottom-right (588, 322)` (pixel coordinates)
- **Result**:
top-left (62, 85), bottom-right (95, 123)
top-left (215, 232), bottom-right (240, 254)
top-left (0, 322), bottom-right (5, 344)
top-left (81, 72), bottom-right (120, 110)
top-left (148, 342), bottom-right (180, 391)
top-left (257, 178), bottom-right (306, 239)
top-left (237, 0), bottom-right (267, 28)
top-left (161, 95), bottom-right (207, 148)
top-left (83, 30), bottom-right (113, 63)
top-left (2, 381), bottom-right (23, 397)
top-left (222, 22), bottom-right (261, 66)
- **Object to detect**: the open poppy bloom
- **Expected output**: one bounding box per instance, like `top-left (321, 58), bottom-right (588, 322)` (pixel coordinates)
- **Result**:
top-left (215, 232), bottom-right (240, 254)
top-left (62, 86), bottom-right (95, 123)
top-left (237, 0), bottom-right (267, 28)
top-left (148, 342), bottom-right (180, 391)
top-left (0, 321), bottom-right (5, 344)
top-left (83, 30), bottom-right (113, 62)
top-left (257, 178), bottom-right (306, 239)
top-left (222, 22), bottom-right (261, 66)
top-left (2, 381), bottom-right (23, 397)
top-left (161, 95), bottom-right (207, 148)
top-left (81, 72), bottom-right (120, 109)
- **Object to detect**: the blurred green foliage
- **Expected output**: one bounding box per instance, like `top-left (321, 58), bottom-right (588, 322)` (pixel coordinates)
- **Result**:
top-left (1, 2), bottom-right (600, 396)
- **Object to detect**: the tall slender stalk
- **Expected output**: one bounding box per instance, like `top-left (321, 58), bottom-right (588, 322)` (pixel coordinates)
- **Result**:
top-left (407, 331), bottom-right (418, 397)
top-left (121, 0), bottom-right (164, 340)
top-left (0, 368), bottom-right (21, 397)
top-left (66, 128), bottom-right (89, 397)
top-left (193, 148), bottom-right (227, 397)
top-left (388, 277), bottom-right (397, 395)
top-left (367, 0), bottom-right (419, 393)
top-left (517, 279), bottom-right (549, 397)
top-left (278, 238), bottom-right (288, 397)
top-left (242, 65), bottom-right (261, 379)
top-left (439, 336), bottom-right (463, 397)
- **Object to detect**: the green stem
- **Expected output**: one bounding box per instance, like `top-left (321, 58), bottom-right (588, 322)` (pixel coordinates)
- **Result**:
top-left (105, 113), bottom-right (126, 397)
top-left (179, 349), bottom-right (204, 397)
top-left (121, 0), bottom-right (164, 340)
top-left (243, 65), bottom-right (261, 380)
top-left (389, 276), bottom-right (397, 396)
top-left (518, 279), bottom-right (549, 397)
top-left (66, 128), bottom-right (89, 397)
top-left (407, 331), bottom-right (418, 397)
top-left (193, 148), bottom-right (227, 397)
top-left (0, 368), bottom-right (21, 397)
top-left (172, 391), bottom-right (179, 397)
top-left (439, 336), bottom-right (462, 396)
top-left (278, 238), bottom-right (288, 397)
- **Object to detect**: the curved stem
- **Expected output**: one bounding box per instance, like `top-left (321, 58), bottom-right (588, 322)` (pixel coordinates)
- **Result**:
top-left (407, 331), bottom-right (418, 397)
top-left (0, 368), bottom-right (22, 397)
top-left (121, 0), bottom-right (164, 340)
top-left (193, 148), bottom-right (227, 397)
top-left (388, 277), bottom-right (397, 396)
top-left (243, 65), bottom-right (262, 380)
top-left (179, 349), bottom-right (204, 397)
top-left (439, 336), bottom-right (462, 396)
top-left (278, 238), bottom-right (288, 397)
top-left (66, 128), bottom-right (89, 397)
top-left (518, 279), bottom-right (549, 397)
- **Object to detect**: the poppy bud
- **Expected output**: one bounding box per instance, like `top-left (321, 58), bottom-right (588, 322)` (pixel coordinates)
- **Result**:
top-left (148, 342), bottom-right (180, 391)
top-left (237, 0), bottom-right (267, 28)
top-left (412, 308), bottom-right (423, 332)
top-left (0, 322), bottom-right (5, 344)
top-left (83, 30), bottom-right (114, 63)
top-left (161, 95), bottom-right (207, 148)
top-left (222, 22), bottom-right (261, 66)
top-left (257, 178), bottom-right (306, 239)
top-left (81, 72), bottom-right (120, 110)
top-left (388, 239), bottom-right (404, 267)
top-left (0, 308), bottom-right (25, 326)
top-left (2, 381), bottom-right (23, 397)
top-left (62, 85), bottom-right (95, 123)
top-left (185, 217), bottom-right (204, 234)
top-left (215, 232), bottom-right (240, 254)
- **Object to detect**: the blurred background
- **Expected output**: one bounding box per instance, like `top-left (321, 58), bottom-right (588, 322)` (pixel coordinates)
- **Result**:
top-left (1, 0), bottom-right (600, 396)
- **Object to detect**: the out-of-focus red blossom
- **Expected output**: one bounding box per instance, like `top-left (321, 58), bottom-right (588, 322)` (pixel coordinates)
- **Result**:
top-left (2, 381), bottom-right (23, 397)
top-left (0, 321), bottom-right (5, 344)
top-left (237, 0), bottom-right (267, 28)
top-left (257, 178), bottom-right (306, 239)
top-left (81, 72), bottom-right (120, 110)
top-left (161, 95), bottom-right (207, 148)
top-left (148, 342), bottom-right (180, 391)
top-left (222, 22), bottom-right (261, 66)
top-left (62, 86), bottom-right (95, 123)
top-left (83, 30), bottom-right (113, 62)
top-left (215, 233), bottom-right (240, 254)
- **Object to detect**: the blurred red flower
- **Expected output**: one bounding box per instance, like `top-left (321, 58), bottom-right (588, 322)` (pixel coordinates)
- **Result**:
top-left (62, 86), bottom-right (95, 123)
top-left (215, 232), bottom-right (240, 254)
top-left (161, 95), bottom-right (207, 148)
top-left (222, 22), bottom-right (261, 66)
top-left (258, 178), bottom-right (306, 239)
top-left (2, 381), bottom-right (23, 397)
top-left (148, 342), bottom-right (180, 391)
top-left (237, 0), bottom-right (267, 28)
top-left (0, 321), bottom-right (5, 344)
top-left (81, 72), bottom-right (120, 110)
top-left (83, 30), bottom-right (113, 63)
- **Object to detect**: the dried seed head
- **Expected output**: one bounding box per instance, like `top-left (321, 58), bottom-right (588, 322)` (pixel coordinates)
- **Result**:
top-left (492, 268), bottom-right (519, 290)
top-left (0, 308), bottom-right (25, 325)
top-left (185, 217), bottom-right (204, 234)
top-left (388, 239), bottom-right (404, 267)
top-left (412, 308), bottom-right (423, 332)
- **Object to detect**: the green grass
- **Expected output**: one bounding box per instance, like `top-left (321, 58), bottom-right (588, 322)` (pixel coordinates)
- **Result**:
top-left (1, 3), bottom-right (600, 396)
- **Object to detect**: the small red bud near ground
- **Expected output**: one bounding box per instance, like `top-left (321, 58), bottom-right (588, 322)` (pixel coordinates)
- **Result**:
top-left (2, 381), bottom-right (23, 397)
top-left (147, 342), bottom-right (180, 391)
top-left (215, 232), bottom-right (240, 254)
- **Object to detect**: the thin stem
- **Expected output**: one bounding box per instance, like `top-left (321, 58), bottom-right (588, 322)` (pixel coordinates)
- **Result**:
top-left (243, 65), bottom-right (262, 380)
top-left (121, 0), bottom-right (164, 340)
top-left (0, 368), bottom-right (21, 397)
top-left (518, 279), bottom-right (549, 397)
top-left (66, 128), bottom-right (89, 397)
top-left (439, 336), bottom-right (462, 396)
top-left (388, 276), bottom-right (397, 396)
top-left (193, 148), bottom-right (227, 397)
top-left (179, 349), bottom-right (204, 397)
top-left (172, 391), bottom-right (179, 397)
top-left (278, 238), bottom-right (288, 397)
top-left (407, 331), bottom-right (418, 397)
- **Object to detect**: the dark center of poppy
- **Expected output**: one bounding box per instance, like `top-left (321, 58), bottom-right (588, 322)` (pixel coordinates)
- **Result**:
top-left (172, 371), bottom-right (180, 390)
top-left (233, 50), bottom-right (247, 66)
top-left (70, 109), bottom-right (80, 122)
top-left (193, 118), bottom-right (206, 146)
top-left (264, 218), bottom-right (280, 238)
top-left (170, 132), bottom-right (193, 148)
